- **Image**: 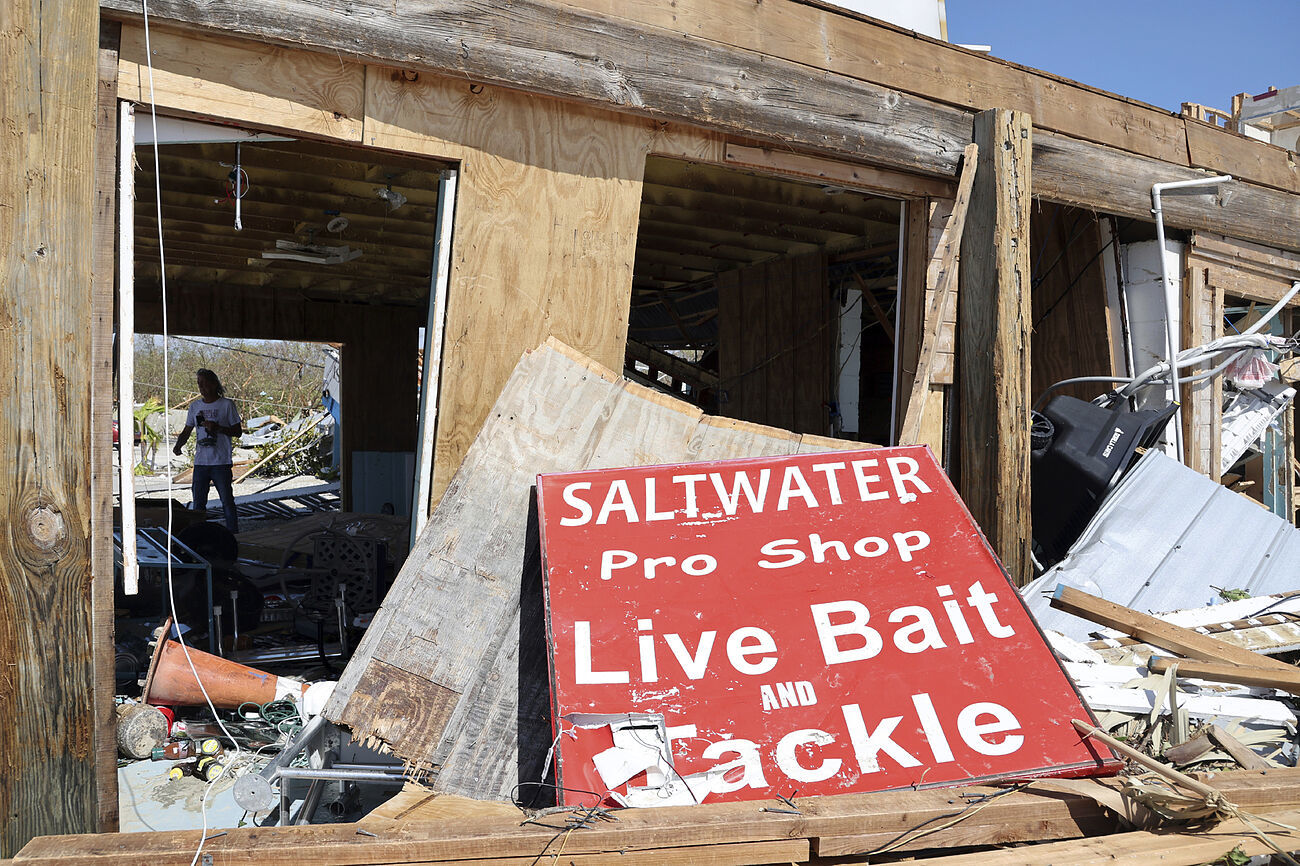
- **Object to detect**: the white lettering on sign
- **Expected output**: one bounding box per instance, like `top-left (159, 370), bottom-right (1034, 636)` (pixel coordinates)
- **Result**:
top-left (556, 456), bottom-right (937, 527)
top-left (574, 621), bottom-right (629, 684)
top-left (841, 694), bottom-right (1022, 773)
top-left (758, 530), bottom-right (931, 569)
top-left (701, 738), bottom-right (768, 792)
top-left (575, 581), bottom-right (1016, 686)
top-left (809, 581), bottom-right (1017, 666)
top-left (958, 702), bottom-right (1024, 755)
top-left (727, 627), bottom-right (779, 675)
top-left (760, 680), bottom-right (819, 710)
top-left (810, 600), bottom-right (884, 664)
top-left (600, 549), bottom-right (718, 581)
top-left (775, 729), bottom-right (841, 783)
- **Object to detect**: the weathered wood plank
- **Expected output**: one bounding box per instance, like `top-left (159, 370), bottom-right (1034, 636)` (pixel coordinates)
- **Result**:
top-left (1033, 129), bottom-right (1300, 254)
top-left (724, 143), bottom-right (955, 199)
top-left (101, 0), bottom-right (971, 178)
top-left (0, 0), bottom-right (102, 855)
top-left (323, 340), bottom-right (862, 799)
top-left (1052, 586), bottom-right (1298, 674)
top-left (911, 806), bottom-right (1300, 866)
top-left (1029, 204), bottom-right (1115, 406)
top-left (90, 18), bottom-right (122, 834)
top-left (766, 258), bottom-right (797, 432)
top-left (1186, 117), bottom-right (1300, 193)
top-left (1181, 260), bottom-right (1215, 477)
top-left (556, 0), bottom-right (1193, 167)
top-left (793, 252), bottom-right (830, 436)
top-left (959, 110), bottom-right (1033, 585)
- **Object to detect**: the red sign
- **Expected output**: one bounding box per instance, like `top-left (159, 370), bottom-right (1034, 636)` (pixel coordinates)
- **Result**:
top-left (537, 446), bottom-right (1113, 807)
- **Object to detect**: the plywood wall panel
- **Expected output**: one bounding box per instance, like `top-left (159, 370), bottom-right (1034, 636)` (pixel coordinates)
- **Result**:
top-left (117, 22), bottom-right (364, 141)
top-left (362, 70), bottom-right (652, 505)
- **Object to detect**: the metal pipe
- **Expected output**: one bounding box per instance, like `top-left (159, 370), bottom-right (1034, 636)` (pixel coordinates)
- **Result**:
top-left (233, 713), bottom-right (328, 813)
top-left (1150, 174), bottom-right (1232, 460)
top-left (293, 778), bottom-right (328, 825)
top-left (278, 767), bottom-right (414, 783)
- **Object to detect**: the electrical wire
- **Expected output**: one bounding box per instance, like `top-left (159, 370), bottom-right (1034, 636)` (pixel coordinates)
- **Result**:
top-left (141, 6), bottom-right (256, 864)
top-left (166, 335), bottom-right (327, 369)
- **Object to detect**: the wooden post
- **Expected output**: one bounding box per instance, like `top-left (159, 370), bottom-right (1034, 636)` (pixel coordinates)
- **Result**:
top-left (958, 109), bottom-right (1033, 585)
top-left (0, 0), bottom-right (103, 855)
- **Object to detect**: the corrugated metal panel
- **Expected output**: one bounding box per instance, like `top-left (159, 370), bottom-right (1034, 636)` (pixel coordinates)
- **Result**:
top-left (1023, 449), bottom-right (1300, 641)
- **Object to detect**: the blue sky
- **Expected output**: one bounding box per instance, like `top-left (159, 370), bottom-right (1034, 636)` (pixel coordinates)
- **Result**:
top-left (946, 1), bottom-right (1300, 114)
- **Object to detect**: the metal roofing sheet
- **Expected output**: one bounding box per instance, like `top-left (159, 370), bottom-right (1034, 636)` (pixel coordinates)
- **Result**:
top-left (1022, 448), bottom-right (1300, 641)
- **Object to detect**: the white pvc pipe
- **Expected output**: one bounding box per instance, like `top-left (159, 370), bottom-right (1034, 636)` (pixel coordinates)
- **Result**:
top-left (1242, 281), bottom-right (1300, 335)
top-left (118, 102), bottom-right (139, 595)
top-left (1150, 174), bottom-right (1232, 460)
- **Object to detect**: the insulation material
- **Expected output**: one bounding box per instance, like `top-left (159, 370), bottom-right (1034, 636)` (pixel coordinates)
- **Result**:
top-left (1220, 380), bottom-right (1297, 474)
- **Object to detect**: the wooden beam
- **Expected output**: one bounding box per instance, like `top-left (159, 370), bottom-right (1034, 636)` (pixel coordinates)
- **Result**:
top-left (0, 0), bottom-right (102, 855)
top-left (724, 142), bottom-right (956, 199)
top-left (102, 0), bottom-right (970, 178)
top-left (1050, 586), bottom-right (1299, 674)
top-left (100, 2), bottom-right (1300, 254)
top-left (898, 143), bottom-right (977, 447)
top-left (1032, 128), bottom-right (1300, 254)
top-left (959, 110), bottom-right (1033, 585)
top-left (851, 272), bottom-right (895, 345)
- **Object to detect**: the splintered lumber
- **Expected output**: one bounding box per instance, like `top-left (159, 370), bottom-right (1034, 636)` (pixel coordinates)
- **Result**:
top-left (898, 142), bottom-right (978, 445)
top-left (1050, 586), bottom-right (1298, 674)
top-left (321, 339), bottom-right (867, 799)
top-left (19, 772), bottom-right (1300, 865)
top-left (1148, 655), bottom-right (1300, 696)
top-left (1207, 725), bottom-right (1272, 771)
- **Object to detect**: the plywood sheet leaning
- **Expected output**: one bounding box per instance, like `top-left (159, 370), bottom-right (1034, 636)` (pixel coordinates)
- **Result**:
top-left (322, 338), bottom-right (869, 800)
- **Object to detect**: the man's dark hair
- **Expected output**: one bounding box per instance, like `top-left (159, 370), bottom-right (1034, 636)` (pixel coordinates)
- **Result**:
top-left (196, 368), bottom-right (226, 398)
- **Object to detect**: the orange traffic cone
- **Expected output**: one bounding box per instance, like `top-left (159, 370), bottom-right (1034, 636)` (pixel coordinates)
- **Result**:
top-left (142, 621), bottom-right (309, 709)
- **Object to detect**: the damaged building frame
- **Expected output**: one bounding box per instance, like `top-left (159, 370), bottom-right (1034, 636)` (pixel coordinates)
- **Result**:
top-left (5, 0), bottom-right (1300, 856)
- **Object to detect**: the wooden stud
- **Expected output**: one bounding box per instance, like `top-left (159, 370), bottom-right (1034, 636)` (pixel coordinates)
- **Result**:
top-left (91, 19), bottom-right (123, 833)
top-left (898, 144), bottom-right (978, 447)
top-left (1148, 655), bottom-right (1300, 696)
top-left (958, 110), bottom-right (1033, 585)
top-left (852, 272), bottom-right (895, 345)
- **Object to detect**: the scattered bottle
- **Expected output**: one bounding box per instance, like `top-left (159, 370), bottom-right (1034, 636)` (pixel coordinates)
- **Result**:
top-left (151, 737), bottom-right (220, 761)
top-left (167, 754), bottom-right (225, 782)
